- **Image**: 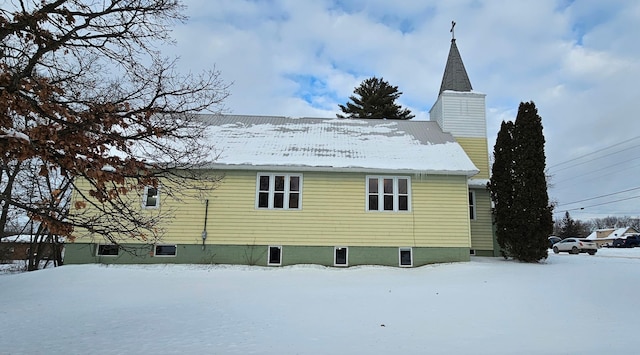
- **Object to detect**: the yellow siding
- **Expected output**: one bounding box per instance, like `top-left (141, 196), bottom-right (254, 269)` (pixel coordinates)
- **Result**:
top-left (412, 175), bottom-right (471, 247)
top-left (70, 178), bottom-right (169, 241)
top-left (72, 171), bottom-right (473, 248)
top-left (456, 137), bottom-right (490, 179)
top-left (470, 188), bottom-right (494, 250)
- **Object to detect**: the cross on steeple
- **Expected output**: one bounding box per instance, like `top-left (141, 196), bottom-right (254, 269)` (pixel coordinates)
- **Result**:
top-left (450, 20), bottom-right (456, 40)
top-left (438, 21), bottom-right (472, 94)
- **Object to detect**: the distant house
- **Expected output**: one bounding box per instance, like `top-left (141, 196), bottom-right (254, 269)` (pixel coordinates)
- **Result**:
top-left (586, 227), bottom-right (639, 247)
top-left (0, 234), bottom-right (63, 262)
top-left (64, 37), bottom-right (497, 267)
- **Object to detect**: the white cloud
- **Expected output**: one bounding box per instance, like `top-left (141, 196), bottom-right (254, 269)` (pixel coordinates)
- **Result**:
top-left (562, 44), bottom-right (630, 78)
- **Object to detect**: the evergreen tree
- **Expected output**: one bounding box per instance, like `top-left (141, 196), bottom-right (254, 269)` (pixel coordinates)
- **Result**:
top-left (337, 77), bottom-right (414, 119)
top-left (554, 214), bottom-right (591, 237)
top-left (559, 211), bottom-right (579, 238)
top-left (488, 101), bottom-right (553, 262)
top-left (489, 121), bottom-right (516, 258)
top-left (512, 102), bottom-right (553, 262)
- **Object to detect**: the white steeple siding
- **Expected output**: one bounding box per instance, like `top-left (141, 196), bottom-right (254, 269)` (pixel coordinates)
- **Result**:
top-left (429, 90), bottom-right (487, 139)
top-left (432, 35), bottom-right (487, 140)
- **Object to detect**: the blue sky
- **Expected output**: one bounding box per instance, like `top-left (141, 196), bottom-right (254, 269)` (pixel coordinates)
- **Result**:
top-left (163, 0), bottom-right (640, 221)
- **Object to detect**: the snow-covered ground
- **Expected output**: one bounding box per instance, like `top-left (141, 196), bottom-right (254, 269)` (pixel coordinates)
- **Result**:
top-left (1, 248), bottom-right (639, 355)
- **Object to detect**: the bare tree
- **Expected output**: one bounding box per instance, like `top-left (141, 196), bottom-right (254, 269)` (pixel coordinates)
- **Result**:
top-left (589, 216), bottom-right (639, 230)
top-left (0, 0), bottom-right (229, 268)
top-left (10, 159), bottom-right (68, 270)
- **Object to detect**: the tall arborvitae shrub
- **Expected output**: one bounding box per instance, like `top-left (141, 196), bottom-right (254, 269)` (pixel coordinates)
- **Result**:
top-left (489, 101), bottom-right (553, 262)
top-left (489, 121), bottom-right (516, 258)
top-left (512, 102), bottom-right (553, 261)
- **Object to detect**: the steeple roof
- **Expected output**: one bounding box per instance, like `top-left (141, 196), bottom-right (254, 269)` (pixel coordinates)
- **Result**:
top-left (438, 39), bottom-right (473, 94)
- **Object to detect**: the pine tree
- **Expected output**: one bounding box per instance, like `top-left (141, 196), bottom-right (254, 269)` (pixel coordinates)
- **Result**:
top-left (559, 211), bottom-right (578, 238)
top-left (488, 101), bottom-right (553, 262)
top-left (337, 77), bottom-right (414, 119)
top-left (557, 211), bottom-right (590, 238)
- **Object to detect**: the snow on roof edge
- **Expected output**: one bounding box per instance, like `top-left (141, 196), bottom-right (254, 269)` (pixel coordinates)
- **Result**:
top-left (468, 178), bottom-right (489, 187)
top-left (199, 163), bottom-right (479, 177)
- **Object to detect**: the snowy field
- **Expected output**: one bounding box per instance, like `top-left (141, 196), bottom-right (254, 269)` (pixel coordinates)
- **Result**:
top-left (2, 248), bottom-right (640, 355)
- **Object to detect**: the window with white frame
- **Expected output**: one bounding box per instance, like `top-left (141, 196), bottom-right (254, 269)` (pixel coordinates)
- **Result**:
top-left (143, 186), bottom-right (160, 208)
top-left (268, 246), bottom-right (282, 266)
top-left (256, 173), bottom-right (302, 210)
top-left (154, 245), bottom-right (177, 257)
top-left (469, 191), bottom-right (476, 220)
top-left (366, 176), bottom-right (410, 212)
top-left (399, 247), bottom-right (413, 267)
top-left (334, 247), bottom-right (348, 266)
top-left (97, 244), bottom-right (119, 256)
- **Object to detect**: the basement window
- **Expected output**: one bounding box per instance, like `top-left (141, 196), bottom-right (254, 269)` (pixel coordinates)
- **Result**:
top-left (154, 245), bottom-right (177, 257)
top-left (268, 246), bottom-right (282, 266)
top-left (334, 247), bottom-right (348, 266)
top-left (399, 247), bottom-right (413, 267)
top-left (143, 186), bottom-right (160, 209)
top-left (97, 244), bottom-right (119, 256)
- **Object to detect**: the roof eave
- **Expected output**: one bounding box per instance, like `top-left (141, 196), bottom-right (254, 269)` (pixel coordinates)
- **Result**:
top-left (468, 178), bottom-right (489, 188)
top-left (202, 164), bottom-right (479, 177)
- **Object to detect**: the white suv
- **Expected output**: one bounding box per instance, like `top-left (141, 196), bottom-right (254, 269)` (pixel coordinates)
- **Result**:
top-left (552, 238), bottom-right (597, 255)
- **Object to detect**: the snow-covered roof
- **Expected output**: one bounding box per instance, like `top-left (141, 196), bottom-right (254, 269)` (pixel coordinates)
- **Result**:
top-left (199, 115), bottom-right (479, 176)
top-left (585, 231), bottom-right (597, 240)
top-left (468, 178), bottom-right (489, 188)
top-left (610, 227), bottom-right (631, 238)
top-left (1, 234), bottom-right (65, 243)
top-left (585, 227), bottom-right (637, 240)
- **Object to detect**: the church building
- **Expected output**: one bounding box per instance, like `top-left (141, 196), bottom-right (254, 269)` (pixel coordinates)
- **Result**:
top-left (64, 35), bottom-right (498, 267)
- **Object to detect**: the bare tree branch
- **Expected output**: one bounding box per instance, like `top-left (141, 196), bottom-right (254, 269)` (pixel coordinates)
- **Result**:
top-left (0, 1), bottom-right (230, 267)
